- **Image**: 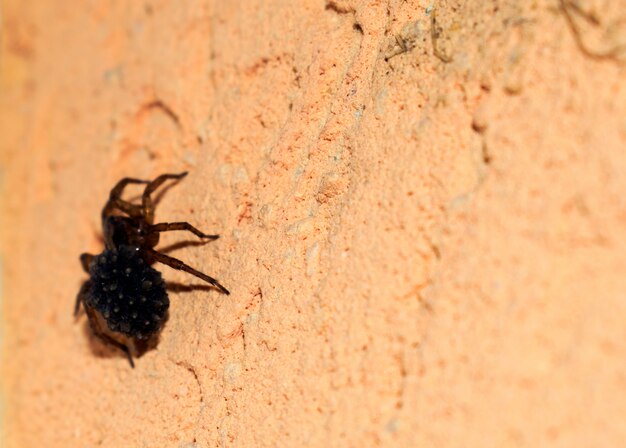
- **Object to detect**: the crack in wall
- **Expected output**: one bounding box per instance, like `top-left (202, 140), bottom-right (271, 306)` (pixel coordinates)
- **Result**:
top-left (140, 99), bottom-right (182, 130)
top-left (170, 359), bottom-right (205, 443)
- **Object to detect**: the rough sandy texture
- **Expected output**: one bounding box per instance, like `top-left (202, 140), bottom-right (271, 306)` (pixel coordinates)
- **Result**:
top-left (2, 0), bottom-right (626, 446)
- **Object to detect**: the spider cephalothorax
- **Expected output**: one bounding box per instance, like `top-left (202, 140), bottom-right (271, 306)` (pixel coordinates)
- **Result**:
top-left (75, 172), bottom-right (229, 367)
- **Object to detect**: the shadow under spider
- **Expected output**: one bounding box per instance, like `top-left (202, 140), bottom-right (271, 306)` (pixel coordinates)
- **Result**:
top-left (166, 281), bottom-right (218, 293)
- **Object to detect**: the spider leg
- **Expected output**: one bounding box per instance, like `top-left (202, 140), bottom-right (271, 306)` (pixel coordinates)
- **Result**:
top-left (110, 177), bottom-right (151, 200)
top-left (102, 177), bottom-right (150, 219)
top-left (141, 172), bottom-right (188, 224)
top-left (75, 254), bottom-right (96, 316)
top-left (106, 199), bottom-right (144, 219)
top-left (146, 248), bottom-right (230, 295)
top-left (80, 253), bottom-right (95, 273)
top-left (149, 222), bottom-right (219, 240)
top-left (84, 302), bottom-right (135, 368)
top-left (74, 280), bottom-right (91, 316)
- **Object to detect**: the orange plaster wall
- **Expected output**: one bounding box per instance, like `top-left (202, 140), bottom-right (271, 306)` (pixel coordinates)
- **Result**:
top-left (2, 1), bottom-right (626, 446)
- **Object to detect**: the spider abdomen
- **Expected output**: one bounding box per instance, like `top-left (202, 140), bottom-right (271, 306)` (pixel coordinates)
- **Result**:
top-left (86, 245), bottom-right (169, 339)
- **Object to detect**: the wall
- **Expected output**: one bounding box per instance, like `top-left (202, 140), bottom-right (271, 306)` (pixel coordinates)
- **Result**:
top-left (2, 0), bottom-right (626, 446)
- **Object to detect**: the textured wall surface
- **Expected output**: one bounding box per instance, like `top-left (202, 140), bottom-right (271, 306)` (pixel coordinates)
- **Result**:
top-left (2, 0), bottom-right (626, 446)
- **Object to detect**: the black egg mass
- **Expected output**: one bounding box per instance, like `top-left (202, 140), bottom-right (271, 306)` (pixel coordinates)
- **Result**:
top-left (86, 245), bottom-right (169, 339)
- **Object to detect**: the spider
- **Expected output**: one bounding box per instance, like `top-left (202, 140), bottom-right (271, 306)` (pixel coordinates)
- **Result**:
top-left (75, 172), bottom-right (229, 368)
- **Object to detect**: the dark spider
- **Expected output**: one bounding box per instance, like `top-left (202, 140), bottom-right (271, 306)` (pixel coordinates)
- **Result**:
top-left (75, 172), bottom-right (229, 368)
